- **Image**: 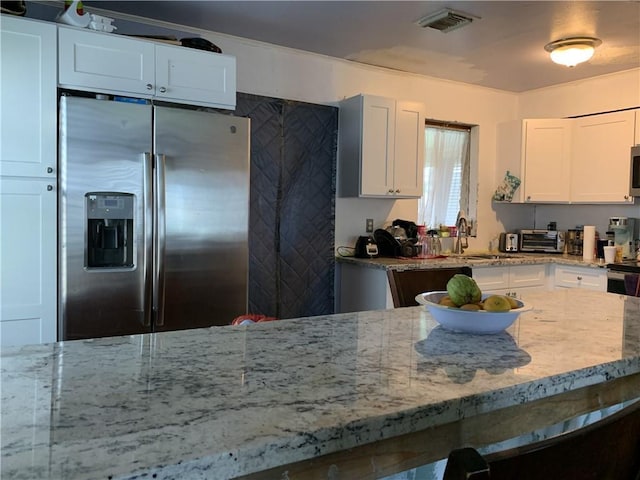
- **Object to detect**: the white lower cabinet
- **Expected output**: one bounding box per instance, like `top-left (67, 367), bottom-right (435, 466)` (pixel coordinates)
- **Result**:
top-left (338, 264), bottom-right (394, 312)
top-left (473, 264), bottom-right (548, 298)
top-left (552, 265), bottom-right (607, 291)
top-left (1, 178), bottom-right (57, 346)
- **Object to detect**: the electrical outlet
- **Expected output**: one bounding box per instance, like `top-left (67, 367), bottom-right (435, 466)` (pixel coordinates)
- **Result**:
top-left (366, 218), bottom-right (374, 233)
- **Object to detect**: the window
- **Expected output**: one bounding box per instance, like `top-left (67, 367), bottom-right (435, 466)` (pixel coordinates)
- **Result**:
top-left (418, 121), bottom-right (477, 232)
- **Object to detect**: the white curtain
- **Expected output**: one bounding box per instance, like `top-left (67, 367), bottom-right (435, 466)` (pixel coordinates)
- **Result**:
top-left (418, 127), bottom-right (470, 229)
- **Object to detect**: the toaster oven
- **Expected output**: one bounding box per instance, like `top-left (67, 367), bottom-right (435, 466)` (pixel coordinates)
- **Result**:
top-left (519, 229), bottom-right (565, 253)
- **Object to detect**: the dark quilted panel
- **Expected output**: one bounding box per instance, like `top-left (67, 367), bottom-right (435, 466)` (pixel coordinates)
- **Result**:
top-left (280, 101), bottom-right (337, 318)
top-left (235, 93), bottom-right (337, 319)
top-left (234, 95), bottom-right (282, 317)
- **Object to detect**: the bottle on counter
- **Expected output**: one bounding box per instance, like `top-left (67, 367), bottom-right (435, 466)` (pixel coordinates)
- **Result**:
top-left (417, 225), bottom-right (427, 258)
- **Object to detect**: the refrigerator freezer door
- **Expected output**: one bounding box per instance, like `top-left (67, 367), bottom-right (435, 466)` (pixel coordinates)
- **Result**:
top-left (154, 107), bottom-right (250, 330)
top-left (59, 96), bottom-right (152, 340)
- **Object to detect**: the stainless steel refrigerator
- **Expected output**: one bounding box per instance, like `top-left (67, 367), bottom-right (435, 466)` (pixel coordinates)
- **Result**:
top-left (59, 95), bottom-right (250, 340)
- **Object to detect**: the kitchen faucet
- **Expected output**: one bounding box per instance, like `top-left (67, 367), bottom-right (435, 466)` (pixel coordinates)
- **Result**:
top-left (454, 210), bottom-right (469, 254)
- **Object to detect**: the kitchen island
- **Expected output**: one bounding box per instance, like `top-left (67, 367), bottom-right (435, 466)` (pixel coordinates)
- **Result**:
top-left (2, 290), bottom-right (639, 479)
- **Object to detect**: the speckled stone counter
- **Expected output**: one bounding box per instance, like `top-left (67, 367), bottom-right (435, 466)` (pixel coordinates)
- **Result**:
top-left (335, 252), bottom-right (607, 271)
top-left (2, 290), bottom-right (639, 480)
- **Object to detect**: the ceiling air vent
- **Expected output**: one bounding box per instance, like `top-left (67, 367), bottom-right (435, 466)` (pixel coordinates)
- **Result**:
top-left (416, 8), bottom-right (479, 33)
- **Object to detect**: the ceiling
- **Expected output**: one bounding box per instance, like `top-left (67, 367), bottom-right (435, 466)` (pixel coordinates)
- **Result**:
top-left (89, 1), bottom-right (640, 92)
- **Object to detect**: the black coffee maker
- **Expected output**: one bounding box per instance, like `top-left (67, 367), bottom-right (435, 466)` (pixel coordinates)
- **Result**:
top-left (355, 236), bottom-right (378, 258)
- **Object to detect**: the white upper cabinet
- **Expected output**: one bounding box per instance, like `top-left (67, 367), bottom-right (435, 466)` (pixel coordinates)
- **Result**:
top-left (571, 110), bottom-right (635, 203)
top-left (154, 44), bottom-right (235, 108)
top-left (58, 26), bottom-right (236, 109)
top-left (522, 119), bottom-right (572, 202)
top-left (0, 16), bottom-right (57, 178)
top-left (394, 101), bottom-right (426, 197)
top-left (339, 94), bottom-right (425, 198)
top-left (497, 112), bottom-right (637, 204)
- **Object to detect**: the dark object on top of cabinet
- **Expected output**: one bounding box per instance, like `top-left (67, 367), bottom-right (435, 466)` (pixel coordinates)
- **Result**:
top-left (180, 37), bottom-right (222, 53)
top-left (1, 1), bottom-right (26, 15)
top-left (387, 267), bottom-right (472, 307)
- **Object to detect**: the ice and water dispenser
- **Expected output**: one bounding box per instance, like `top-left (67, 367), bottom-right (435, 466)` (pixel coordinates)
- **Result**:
top-left (86, 193), bottom-right (134, 268)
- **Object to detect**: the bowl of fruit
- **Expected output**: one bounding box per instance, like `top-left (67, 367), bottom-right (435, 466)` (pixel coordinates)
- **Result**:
top-left (415, 274), bottom-right (532, 334)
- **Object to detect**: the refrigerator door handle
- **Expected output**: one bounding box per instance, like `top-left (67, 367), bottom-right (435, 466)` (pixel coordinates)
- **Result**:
top-left (143, 152), bottom-right (154, 328)
top-left (154, 154), bottom-right (167, 327)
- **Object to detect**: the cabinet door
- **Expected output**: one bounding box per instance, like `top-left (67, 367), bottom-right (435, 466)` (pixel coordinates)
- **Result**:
top-left (509, 264), bottom-right (547, 290)
top-left (1, 178), bottom-right (57, 346)
top-left (472, 266), bottom-right (510, 294)
top-left (393, 101), bottom-right (425, 198)
top-left (58, 26), bottom-right (155, 97)
top-left (0, 17), bottom-right (57, 178)
top-left (553, 266), bottom-right (606, 291)
top-left (360, 96), bottom-right (396, 196)
top-left (635, 109), bottom-right (640, 145)
top-left (571, 111), bottom-right (635, 203)
top-left (523, 119), bottom-right (571, 202)
top-left (155, 44), bottom-right (236, 109)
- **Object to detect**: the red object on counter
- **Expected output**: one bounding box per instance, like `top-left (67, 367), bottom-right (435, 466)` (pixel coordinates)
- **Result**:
top-left (231, 314), bottom-right (277, 325)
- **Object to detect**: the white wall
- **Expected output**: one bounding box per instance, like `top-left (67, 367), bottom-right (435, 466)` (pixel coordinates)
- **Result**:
top-left (518, 68), bottom-right (640, 118)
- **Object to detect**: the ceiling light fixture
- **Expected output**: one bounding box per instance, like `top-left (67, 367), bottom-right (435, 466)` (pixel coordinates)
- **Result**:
top-left (544, 37), bottom-right (602, 67)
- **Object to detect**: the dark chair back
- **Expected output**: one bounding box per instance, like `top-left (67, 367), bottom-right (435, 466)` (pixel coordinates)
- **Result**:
top-left (387, 267), bottom-right (472, 307)
top-left (443, 399), bottom-right (640, 480)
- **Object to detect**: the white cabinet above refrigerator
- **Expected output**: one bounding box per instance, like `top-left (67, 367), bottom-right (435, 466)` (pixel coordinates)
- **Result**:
top-left (57, 26), bottom-right (236, 109)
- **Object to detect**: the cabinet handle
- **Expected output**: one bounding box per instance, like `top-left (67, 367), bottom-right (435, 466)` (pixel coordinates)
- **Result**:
top-left (47, 184), bottom-right (53, 191)
top-left (388, 189), bottom-right (394, 194)
top-left (624, 195), bottom-right (629, 200)
top-left (527, 196), bottom-right (531, 201)
top-left (576, 276), bottom-right (582, 281)
top-left (146, 83), bottom-right (153, 90)
top-left (46, 167), bottom-right (53, 174)
top-left (159, 87), bottom-right (167, 93)
top-left (395, 189), bottom-right (400, 194)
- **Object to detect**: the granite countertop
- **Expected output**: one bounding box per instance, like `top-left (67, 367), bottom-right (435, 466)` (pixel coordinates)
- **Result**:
top-left (2, 290), bottom-right (639, 479)
top-left (336, 252), bottom-right (609, 271)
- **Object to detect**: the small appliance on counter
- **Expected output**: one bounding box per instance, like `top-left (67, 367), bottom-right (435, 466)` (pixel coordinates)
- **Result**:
top-left (566, 229), bottom-right (583, 256)
top-left (373, 229), bottom-right (420, 257)
top-left (498, 232), bottom-right (519, 252)
top-left (608, 217), bottom-right (637, 260)
top-left (518, 229), bottom-right (565, 253)
top-left (354, 236), bottom-right (378, 258)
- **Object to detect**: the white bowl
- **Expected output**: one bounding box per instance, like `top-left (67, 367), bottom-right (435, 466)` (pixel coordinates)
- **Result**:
top-left (415, 291), bottom-right (532, 334)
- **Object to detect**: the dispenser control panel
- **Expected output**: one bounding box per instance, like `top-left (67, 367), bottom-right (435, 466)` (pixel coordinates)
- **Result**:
top-left (85, 193), bottom-right (134, 268)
